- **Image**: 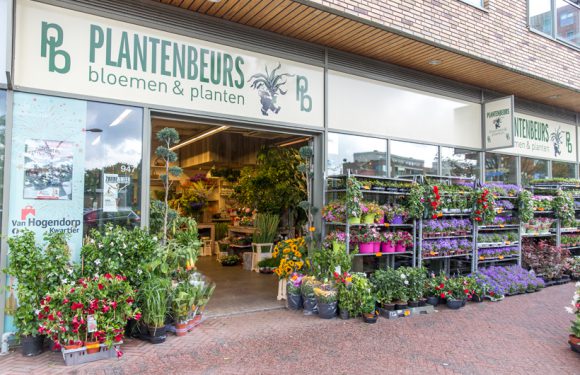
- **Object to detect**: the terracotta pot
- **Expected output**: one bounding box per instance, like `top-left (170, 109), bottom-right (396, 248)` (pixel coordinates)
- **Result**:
top-left (63, 344), bottom-right (82, 350)
top-left (570, 335), bottom-right (580, 346)
top-left (85, 341), bottom-right (100, 354)
top-left (175, 322), bottom-right (188, 337)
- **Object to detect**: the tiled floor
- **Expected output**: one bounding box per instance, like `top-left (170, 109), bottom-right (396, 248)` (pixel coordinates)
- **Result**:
top-left (195, 256), bottom-right (284, 317)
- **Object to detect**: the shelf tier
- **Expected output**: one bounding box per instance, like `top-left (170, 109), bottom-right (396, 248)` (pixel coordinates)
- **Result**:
top-left (325, 189), bottom-right (409, 196)
top-left (477, 242), bottom-right (519, 249)
top-left (354, 251), bottom-right (414, 257)
top-left (439, 213), bottom-right (472, 217)
top-left (325, 222), bottom-right (413, 228)
top-left (422, 235), bottom-right (472, 240)
top-left (476, 256), bottom-right (519, 264)
top-left (477, 224), bottom-right (520, 230)
top-left (492, 195), bottom-right (519, 199)
top-left (421, 253), bottom-right (471, 260)
top-left (562, 245), bottom-right (580, 250)
top-left (533, 210), bottom-right (554, 214)
top-left (521, 233), bottom-right (556, 238)
top-left (327, 174), bottom-right (414, 182)
top-left (557, 228), bottom-right (580, 233)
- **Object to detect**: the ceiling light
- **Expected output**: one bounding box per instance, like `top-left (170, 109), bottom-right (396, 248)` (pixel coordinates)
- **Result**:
top-left (170, 126), bottom-right (229, 151)
top-left (109, 109), bottom-right (132, 127)
top-left (278, 138), bottom-right (310, 148)
top-left (428, 59), bottom-right (442, 65)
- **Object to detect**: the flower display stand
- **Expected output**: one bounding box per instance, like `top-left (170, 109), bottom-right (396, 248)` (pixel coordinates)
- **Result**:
top-left (251, 243), bottom-right (273, 272)
top-left (382, 305), bottom-right (435, 320)
top-left (61, 342), bottom-right (122, 366)
top-left (277, 278), bottom-right (287, 300)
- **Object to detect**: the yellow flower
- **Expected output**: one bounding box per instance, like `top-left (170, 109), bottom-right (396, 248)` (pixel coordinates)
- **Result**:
top-left (291, 244), bottom-right (298, 251)
top-left (283, 249), bottom-right (291, 254)
top-left (345, 277), bottom-right (352, 283)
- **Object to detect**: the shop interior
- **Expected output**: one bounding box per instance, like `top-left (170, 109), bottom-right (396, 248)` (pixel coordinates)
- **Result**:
top-left (150, 117), bottom-right (311, 316)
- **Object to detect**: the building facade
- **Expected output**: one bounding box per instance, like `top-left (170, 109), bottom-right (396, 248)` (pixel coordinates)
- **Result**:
top-left (0, 0), bottom-right (579, 335)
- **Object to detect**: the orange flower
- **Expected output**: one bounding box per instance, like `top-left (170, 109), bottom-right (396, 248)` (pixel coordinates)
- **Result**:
top-left (309, 226), bottom-right (316, 232)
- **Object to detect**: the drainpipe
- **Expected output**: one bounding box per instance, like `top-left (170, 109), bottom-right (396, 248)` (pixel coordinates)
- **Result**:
top-left (1, 332), bottom-right (14, 355)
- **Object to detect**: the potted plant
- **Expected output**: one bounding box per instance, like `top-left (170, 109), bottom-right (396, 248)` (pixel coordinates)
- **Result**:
top-left (322, 200), bottom-right (346, 223)
top-left (425, 273), bottom-right (448, 306)
top-left (140, 276), bottom-right (171, 344)
top-left (351, 226), bottom-right (379, 254)
top-left (406, 267), bottom-right (427, 307)
top-left (406, 183), bottom-right (425, 220)
top-left (314, 285), bottom-right (338, 319)
top-left (251, 213), bottom-right (280, 271)
top-left (370, 268), bottom-right (397, 312)
top-left (393, 231), bottom-right (413, 252)
top-left (393, 269), bottom-right (410, 310)
top-left (171, 282), bottom-right (196, 336)
top-left (257, 257), bottom-right (279, 273)
top-left (444, 277), bottom-right (471, 309)
top-left (363, 201), bottom-right (384, 224)
top-left (301, 276), bottom-right (321, 315)
top-left (336, 272), bottom-right (370, 319)
top-left (346, 177), bottom-right (363, 224)
top-left (326, 230), bottom-right (347, 252)
top-left (286, 273), bottom-right (304, 310)
top-left (380, 232), bottom-right (395, 253)
top-left (218, 254), bottom-right (241, 266)
top-left (568, 282), bottom-right (580, 351)
top-left (361, 295), bottom-right (378, 323)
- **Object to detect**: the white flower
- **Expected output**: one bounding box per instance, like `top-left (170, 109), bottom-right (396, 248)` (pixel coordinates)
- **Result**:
top-left (137, 269), bottom-right (143, 275)
top-left (67, 268), bottom-right (74, 275)
top-left (90, 239), bottom-right (95, 244)
top-left (110, 242), bottom-right (115, 247)
top-left (404, 280), bottom-right (409, 285)
top-left (95, 259), bottom-right (101, 265)
top-left (61, 278), bottom-right (68, 284)
top-left (34, 309), bottom-right (40, 315)
top-left (123, 244), bottom-right (127, 249)
top-left (98, 244), bottom-right (104, 249)
top-left (153, 236), bottom-right (158, 242)
top-left (565, 306), bottom-right (574, 314)
top-left (400, 274), bottom-right (406, 279)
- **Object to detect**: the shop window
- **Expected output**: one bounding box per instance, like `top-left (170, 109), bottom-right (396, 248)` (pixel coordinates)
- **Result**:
top-left (327, 133), bottom-right (387, 177)
top-left (529, 0), bottom-right (554, 35)
top-left (440, 147), bottom-right (480, 178)
top-left (484, 153), bottom-right (517, 184)
top-left (552, 160), bottom-right (577, 178)
top-left (521, 157), bottom-right (548, 186)
top-left (390, 140), bottom-right (438, 177)
top-left (84, 102), bottom-right (143, 235)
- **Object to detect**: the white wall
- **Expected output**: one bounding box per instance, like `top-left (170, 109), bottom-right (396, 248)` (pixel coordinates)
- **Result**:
top-left (327, 70), bottom-right (482, 149)
top-left (0, 0), bottom-right (7, 84)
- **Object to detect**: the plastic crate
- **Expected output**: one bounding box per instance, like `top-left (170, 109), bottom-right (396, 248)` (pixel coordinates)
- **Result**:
top-left (61, 342), bottom-right (122, 366)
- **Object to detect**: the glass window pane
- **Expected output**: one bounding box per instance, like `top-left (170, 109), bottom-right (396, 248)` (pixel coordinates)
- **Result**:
top-left (327, 133), bottom-right (387, 176)
top-left (552, 160), bottom-right (577, 178)
top-left (84, 103), bottom-right (143, 235)
top-left (390, 140), bottom-right (438, 177)
top-left (441, 147), bottom-right (480, 178)
top-left (0, 90), bottom-right (5, 232)
top-left (461, 0), bottom-right (483, 7)
top-left (556, 0), bottom-right (580, 48)
top-left (530, 0), bottom-right (554, 35)
top-left (521, 157), bottom-right (548, 186)
top-left (484, 153), bottom-right (517, 184)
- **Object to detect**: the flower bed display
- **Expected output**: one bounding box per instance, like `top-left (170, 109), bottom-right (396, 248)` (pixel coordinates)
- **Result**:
top-left (482, 182), bottom-right (521, 197)
top-left (522, 241), bottom-right (570, 281)
top-left (422, 238), bottom-right (471, 258)
top-left (478, 246), bottom-right (519, 260)
top-left (477, 265), bottom-right (544, 296)
top-left (566, 282), bottom-right (580, 352)
top-left (422, 219), bottom-right (472, 237)
top-left (477, 232), bottom-right (518, 246)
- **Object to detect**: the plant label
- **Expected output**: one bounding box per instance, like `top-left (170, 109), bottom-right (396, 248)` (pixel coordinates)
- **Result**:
top-left (87, 315), bottom-right (97, 333)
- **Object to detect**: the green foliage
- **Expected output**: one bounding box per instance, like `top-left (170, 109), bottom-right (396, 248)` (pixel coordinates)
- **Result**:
top-left (518, 189), bottom-right (534, 223)
top-left (215, 222), bottom-right (229, 241)
top-left (370, 268), bottom-right (398, 305)
top-left (345, 177), bottom-right (363, 218)
top-left (81, 224), bottom-right (159, 290)
top-left (139, 276), bottom-right (171, 327)
top-left (406, 183), bottom-right (425, 219)
top-left (149, 200), bottom-right (178, 237)
top-left (232, 147), bottom-right (306, 215)
top-left (171, 282), bottom-right (197, 323)
top-left (310, 247), bottom-right (353, 282)
top-left (156, 127), bottom-right (180, 144)
top-left (257, 257), bottom-right (279, 268)
top-left (253, 213), bottom-right (280, 243)
top-left (553, 190), bottom-right (576, 227)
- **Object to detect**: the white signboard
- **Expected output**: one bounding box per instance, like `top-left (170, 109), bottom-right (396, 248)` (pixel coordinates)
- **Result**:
top-left (103, 173), bottom-right (119, 212)
top-left (484, 96), bottom-right (514, 150)
top-left (0, 0), bottom-right (7, 84)
top-left (500, 112), bottom-right (577, 162)
top-left (14, 0), bottom-right (323, 127)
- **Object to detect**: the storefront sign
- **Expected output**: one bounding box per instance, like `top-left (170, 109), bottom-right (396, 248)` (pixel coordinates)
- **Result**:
top-left (14, 0), bottom-right (323, 127)
top-left (484, 96), bottom-right (514, 150)
top-left (501, 112), bottom-right (576, 162)
top-left (0, 0), bottom-right (8, 84)
top-left (8, 93), bottom-right (86, 257)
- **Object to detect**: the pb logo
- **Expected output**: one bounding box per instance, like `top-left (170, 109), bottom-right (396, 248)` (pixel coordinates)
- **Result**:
top-left (40, 22), bottom-right (70, 74)
top-left (296, 76), bottom-right (312, 113)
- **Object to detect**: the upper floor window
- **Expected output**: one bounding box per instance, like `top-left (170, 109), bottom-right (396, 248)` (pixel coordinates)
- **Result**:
top-left (460, 0), bottom-right (484, 8)
top-left (529, 0), bottom-right (580, 49)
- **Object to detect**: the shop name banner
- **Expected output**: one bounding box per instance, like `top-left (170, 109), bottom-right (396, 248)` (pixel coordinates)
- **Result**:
top-left (501, 112), bottom-right (576, 162)
top-left (484, 96), bottom-right (513, 150)
top-left (14, 0), bottom-right (323, 127)
top-left (0, 0), bottom-right (7, 84)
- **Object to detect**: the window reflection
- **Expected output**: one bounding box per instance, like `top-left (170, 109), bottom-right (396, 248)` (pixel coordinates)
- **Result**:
top-left (553, 161), bottom-right (577, 178)
top-left (556, 0), bottom-right (580, 48)
top-left (84, 103), bottom-right (143, 235)
top-left (390, 140), bottom-right (438, 177)
top-left (521, 157), bottom-right (548, 186)
top-left (485, 153), bottom-right (517, 184)
top-left (327, 132), bottom-right (387, 176)
top-left (440, 147), bottom-right (480, 178)
top-left (530, 0), bottom-right (554, 35)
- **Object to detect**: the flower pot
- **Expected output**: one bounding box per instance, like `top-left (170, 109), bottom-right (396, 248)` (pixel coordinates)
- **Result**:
top-left (381, 241), bottom-right (395, 253)
top-left (372, 241), bottom-right (381, 253)
top-left (426, 296), bottom-right (439, 306)
top-left (21, 335), bottom-right (44, 357)
top-left (408, 301), bottom-right (419, 308)
top-left (391, 215), bottom-right (404, 225)
top-left (302, 296), bottom-right (318, 315)
top-left (446, 299), bottom-right (463, 310)
top-left (461, 299), bottom-right (467, 307)
top-left (418, 298), bottom-right (427, 307)
top-left (362, 214), bottom-right (375, 224)
top-left (85, 341), bottom-right (101, 354)
top-left (348, 216), bottom-right (361, 225)
top-left (175, 322), bottom-right (188, 337)
top-left (569, 334), bottom-right (580, 347)
top-left (332, 240), bottom-right (346, 252)
top-left (317, 301), bottom-right (337, 319)
top-left (148, 325), bottom-right (167, 344)
top-left (359, 242), bottom-right (374, 254)
top-left (381, 302), bottom-right (396, 311)
top-left (377, 216), bottom-right (385, 224)
top-left (339, 309), bottom-right (350, 320)
top-left (395, 302), bottom-right (408, 310)
top-left (395, 242), bottom-right (406, 253)
top-left (471, 294), bottom-right (483, 303)
top-left (362, 312), bottom-right (378, 324)
top-left (286, 293), bottom-right (303, 310)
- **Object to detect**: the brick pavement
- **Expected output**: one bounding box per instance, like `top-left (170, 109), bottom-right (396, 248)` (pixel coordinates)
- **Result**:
top-left (0, 283), bottom-right (578, 375)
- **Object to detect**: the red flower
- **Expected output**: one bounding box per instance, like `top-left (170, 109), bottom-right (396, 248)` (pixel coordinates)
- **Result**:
top-left (489, 291), bottom-right (495, 296)
top-left (43, 306), bottom-right (50, 313)
top-left (63, 298), bottom-right (69, 304)
top-left (439, 283), bottom-right (444, 289)
top-left (134, 312), bottom-right (142, 321)
top-left (45, 296), bottom-right (51, 303)
top-left (47, 314), bottom-right (55, 321)
top-left (104, 273), bottom-right (113, 279)
top-left (98, 284), bottom-right (104, 291)
top-left (432, 214), bottom-right (437, 219)
top-left (56, 311), bottom-right (62, 318)
top-left (111, 301), bottom-right (118, 310)
top-left (463, 289), bottom-right (470, 294)
top-left (433, 186), bottom-right (439, 194)
top-left (69, 288), bottom-right (75, 293)
top-left (440, 293), bottom-right (446, 299)
top-left (126, 297), bottom-right (134, 304)
top-left (38, 326), bottom-right (45, 334)
top-left (102, 305), bottom-right (110, 313)
top-left (114, 334), bottom-right (123, 342)
top-left (116, 349), bottom-right (124, 359)
top-left (52, 341), bottom-right (61, 351)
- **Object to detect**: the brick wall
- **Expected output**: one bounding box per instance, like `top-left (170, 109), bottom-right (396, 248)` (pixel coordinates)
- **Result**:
top-left (305, 0), bottom-right (580, 91)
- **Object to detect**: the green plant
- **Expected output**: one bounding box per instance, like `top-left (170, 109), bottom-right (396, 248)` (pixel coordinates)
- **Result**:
top-left (257, 257), bottom-right (279, 268)
top-left (338, 273), bottom-right (373, 316)
top-left (370, 268), bottom-right (397, 305)
top-left (150, 200), bottom-right (178, 238)
top-left (553, 190), bottom-right (576, 227)
top-left (297, 145), bottom-right (318, 251)
top-left (215, 222), bottom-right (229, 241)
top-left (313, 285), bottom-right (338, 303)
top-left (345, 177), bottom-right (363, 218)
top-left (310, 246), bottom-right (354, 281)
top-left (156, 127), bottom-right (183, 244)
top-left (519, 189), bottom-right (534, 223)
top-left (218, 254), bottom-right (241, 266)
top-left (406, 267), bottom-right (427, 301)
top-left (140, 276), bottom-right (171, 328)
top-left (253, 213), bottom-right (280, 243)
top-left (406, 183), bottom-right (425, 219)
top-left (171, 282), bottom-right (196, 323)
top-left (300, 276), bottom-right (321, 298)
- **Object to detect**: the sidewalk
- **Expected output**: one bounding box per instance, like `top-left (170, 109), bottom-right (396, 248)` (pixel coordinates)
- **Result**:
top-left (0, 283), bottom-right (578, 375)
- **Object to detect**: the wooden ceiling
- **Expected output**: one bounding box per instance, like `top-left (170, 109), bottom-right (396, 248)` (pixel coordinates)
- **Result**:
top-left (156, 0), bottom-right (580, 113)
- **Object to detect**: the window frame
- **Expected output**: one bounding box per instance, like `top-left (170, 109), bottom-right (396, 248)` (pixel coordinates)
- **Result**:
top-left (528, 0), bottom-right (580, 51)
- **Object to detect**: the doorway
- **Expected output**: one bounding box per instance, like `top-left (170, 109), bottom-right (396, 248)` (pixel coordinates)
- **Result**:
top-left (150, 116), bottom-right (314, 316)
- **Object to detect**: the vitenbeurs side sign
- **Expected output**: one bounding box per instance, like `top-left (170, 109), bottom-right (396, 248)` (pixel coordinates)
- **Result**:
top-left (484, 96), bottom-right (514, 151)
top-left (14, 0), bottom-right (324, 127)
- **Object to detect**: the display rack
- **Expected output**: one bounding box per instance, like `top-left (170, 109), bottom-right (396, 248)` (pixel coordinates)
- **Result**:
top-left (324, 172), bottom-right (416, 273)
